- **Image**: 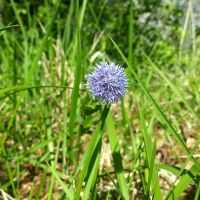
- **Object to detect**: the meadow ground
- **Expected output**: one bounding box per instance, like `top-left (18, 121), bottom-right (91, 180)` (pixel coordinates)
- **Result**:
top-left (0, 0), bottom-right (200, 199)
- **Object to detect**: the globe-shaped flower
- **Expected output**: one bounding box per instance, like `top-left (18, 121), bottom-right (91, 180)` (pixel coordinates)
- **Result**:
top-left (87, 62), bottom-right (128, 104)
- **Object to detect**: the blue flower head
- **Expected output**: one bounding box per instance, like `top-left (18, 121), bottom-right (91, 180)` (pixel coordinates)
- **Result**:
top-left (87, 62), bottom-right (128, 104)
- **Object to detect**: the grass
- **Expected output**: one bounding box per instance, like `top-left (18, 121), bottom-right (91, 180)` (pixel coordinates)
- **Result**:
top-left (1, 0), bottom-right (200, 199)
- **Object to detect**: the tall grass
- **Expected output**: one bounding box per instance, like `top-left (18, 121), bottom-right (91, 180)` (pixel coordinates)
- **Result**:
top-left (0, 0), bottom-right (200, 199)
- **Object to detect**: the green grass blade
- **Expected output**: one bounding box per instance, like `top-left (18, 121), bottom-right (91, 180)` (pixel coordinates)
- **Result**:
top-left (10, 0), bottom-right (26, 38)
top-left (128, 0), bottom-right (134, 66)
top-left (106, 112), bottom-right (129, 200)
top-left (0, 25), bottom-right (19, 32)
top-left (5, 161), bottom-right (17, 198)
top-left (0, 85), bottom-right (73, 100)
top-left (159, 164), bottom-right (181, 176)
top-left (194, 178), bottom-right (200, 200)
top-left (26, 0), bottom-right (62, 83)
top-left (139, 107), bottom-right (162, 199)
top-left (75, 105), bottom-right (110, 199)
top-left (62, 0), bottom-right (75, 51)
top-left (147, 140), bottom-right (161, 199)
top-left (143, 51), bottom-right (200, 122)
top-left (74, 123), bottom-right (102, 199)
top-left (79, 0), bottom-right (89, 28)
top-left (48, 139), bottom-right (61, 200)
top-left (110, 37), bottom-right (198, 167)
top-left (139, 107), bottom-right (152, 164)
top-left (13, 132), bottom-right (66, 160)
top-left (82, 153), bottom-right (100, 200)
top-left (47, 163), bottom-right (74, 200)
top-left (166, 158), bottom-right (200, 200)
top-left (165, 139), bottom-right (200, 199)
top-left (68, 0), bottom-right (82, 155)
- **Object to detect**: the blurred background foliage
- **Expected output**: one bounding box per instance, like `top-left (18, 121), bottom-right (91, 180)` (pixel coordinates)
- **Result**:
top-left (0, 0), bottom-right (193, 65)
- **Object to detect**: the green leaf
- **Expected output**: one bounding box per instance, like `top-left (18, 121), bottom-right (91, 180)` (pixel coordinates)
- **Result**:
top-left (106, 112), bottom-right (129, 200)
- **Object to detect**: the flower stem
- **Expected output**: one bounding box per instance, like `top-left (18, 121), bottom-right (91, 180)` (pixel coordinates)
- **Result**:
top-left (85, 104), bottom-right (110, 196)
top-left (100, 104), bottom-right (110, 129)
top-left (75, 104), bottom-right (110, 199)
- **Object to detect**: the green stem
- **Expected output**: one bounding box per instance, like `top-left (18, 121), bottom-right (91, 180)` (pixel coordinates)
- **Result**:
top-left (100, 104), bottom-right (110, 129)
top-left (75, 104), bottom-right (110, 199)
